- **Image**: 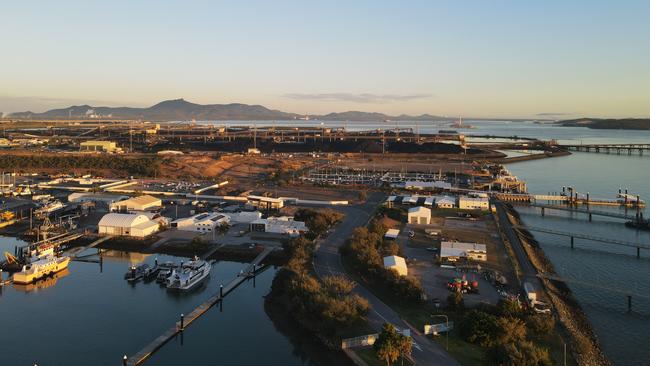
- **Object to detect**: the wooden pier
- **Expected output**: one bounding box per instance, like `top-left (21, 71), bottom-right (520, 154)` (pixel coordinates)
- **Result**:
top-left (517, 225), bottom-right (649, 258)
top-left (125, 246), bottom-right (275, 366)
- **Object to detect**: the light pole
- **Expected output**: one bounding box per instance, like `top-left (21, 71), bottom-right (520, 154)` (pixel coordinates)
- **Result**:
top-left (431, 314), bottom-right (449, 350)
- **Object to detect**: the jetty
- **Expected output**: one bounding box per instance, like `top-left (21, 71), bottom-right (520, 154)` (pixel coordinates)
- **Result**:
top-left (561, 143), bottom-right (650, 155)
top-left (125, 246), bottom-right (275, 366)
top-left (516, 225), bottom-right (649, 258)
top-left (528, 203), bottom-right (645, 223)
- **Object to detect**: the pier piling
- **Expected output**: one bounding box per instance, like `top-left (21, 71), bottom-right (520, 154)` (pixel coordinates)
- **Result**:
top-left (220, 284), bottom-right (223, 297)
top-left (637, 247), bottom-right (641, 259)
top-left (570, 236), bottom-right (574, 249)
top-left (627, 295), bottom-right (632, 311)
top-left (123, 355), bottom-right (128, 366)
top-left (180, 314), bottom-right (184, 330)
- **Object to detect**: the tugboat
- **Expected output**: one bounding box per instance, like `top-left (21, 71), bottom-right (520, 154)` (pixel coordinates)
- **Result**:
top-left (166, 257), bottom-right (210, 291)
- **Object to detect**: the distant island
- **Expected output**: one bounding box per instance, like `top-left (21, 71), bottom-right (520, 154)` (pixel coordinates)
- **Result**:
top-left (4, 98), bottom-right (545, 123)
top-left (558, 118), bottom-right (650, 130)
top-left (5, 98), bottom-right (451, 122)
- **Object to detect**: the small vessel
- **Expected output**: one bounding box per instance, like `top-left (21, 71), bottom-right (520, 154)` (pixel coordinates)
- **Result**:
top-left (12, 255), bottom-right (70, 284)
top-left (166, 258), bottom-right (210, 291)
top-left (35, 200), bottom-right (65, 216)
top-left (156, 261), bottom-right (178, 283)
top-left (124, 263), bottom-right (150, 282)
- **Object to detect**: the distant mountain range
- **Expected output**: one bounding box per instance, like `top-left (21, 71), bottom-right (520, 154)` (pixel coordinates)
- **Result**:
top-left (558, 118), bottom-right (650, 130)
top-left (6, 98), bottom-right (451, 122)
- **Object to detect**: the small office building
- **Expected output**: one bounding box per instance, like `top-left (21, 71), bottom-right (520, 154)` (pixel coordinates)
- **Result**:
top-left (408, 206), bottom-right (431, 225)
top-left (247, 195), bottom-right (284, 210)
top-left (171, 212), bottom-right (229, 232)
top-left (250, 216), bottom-right (307, 237)
top-left (383, 255), bottom-right (408, 276)
top-left (440, 241), bottom-right (487, 262)
top-left (458, 196), bottom-right (490, 211)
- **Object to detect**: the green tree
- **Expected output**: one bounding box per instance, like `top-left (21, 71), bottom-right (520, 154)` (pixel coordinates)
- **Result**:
top-left (374, 323), bottom-right (401, 366)
top-left (491, 340), bottom-right (553, 366)
top-left (526, 314), bottom-right (555, 338)
top-left (459, 310), bottom-right (498, 347)
top-left (495, 317), bottom-right (527, 346)
top-left (447, 292), bottom-right (465, 311)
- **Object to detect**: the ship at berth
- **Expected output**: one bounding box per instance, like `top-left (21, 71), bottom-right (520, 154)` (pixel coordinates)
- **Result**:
top-left (12, 255), bottom-right (71, 285)
top-left (165, 258), bottom-right (211, 291)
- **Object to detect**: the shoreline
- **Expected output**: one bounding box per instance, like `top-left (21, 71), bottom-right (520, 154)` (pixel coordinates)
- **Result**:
top-left (504, 204), bottom-right (610, 365)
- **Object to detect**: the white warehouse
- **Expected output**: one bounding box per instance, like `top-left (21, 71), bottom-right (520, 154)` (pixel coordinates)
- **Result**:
top-left (110, 195), bottom-right (162, 212)
top-left (98, 213), bottom-right (160, 237)
top-left (408, 206), bottom-right (431, 225)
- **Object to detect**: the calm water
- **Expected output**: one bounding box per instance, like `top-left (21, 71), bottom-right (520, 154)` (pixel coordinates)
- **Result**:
top-left (507, 152), bottom-right (650, 366)
top-left (0, 239), bottom-right (313, 366)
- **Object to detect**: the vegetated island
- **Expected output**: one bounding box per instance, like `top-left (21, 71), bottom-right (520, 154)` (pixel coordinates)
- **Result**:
top-left (558, 118), bottom-right (650, 130)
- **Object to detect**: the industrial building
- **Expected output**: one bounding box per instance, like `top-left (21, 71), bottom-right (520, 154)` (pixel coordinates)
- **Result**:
top-left (384, 228), bottom-right (400, 240)
top-left (110, 195), bottom-right (162, 212)
top-left (68, 192), bottom-right (128, 205)
top-left (247, 195), bottom-right (284, 210)
top-left (435, 196), bottom-right (456, 208)
top-left (98, 213), bottom-right (160, 237)
top-left (408, 206), bottom-right (431, 225)
top-left (440, 241), bottom-right (487, 262)
top-left (250, 216), bottom-right (307, 237)
top-left (226, 211), bottom-right (263, 223)
top-left (458, 196), bottom-right (490, 211)
top-left (383, 255), bottom-right (408, 276)
top-left (171, 212), bottom-right (230, 232)
top-left (80, 140), bottom-right (118, 153)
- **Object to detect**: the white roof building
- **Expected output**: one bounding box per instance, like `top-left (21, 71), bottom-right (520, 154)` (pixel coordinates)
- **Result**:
top-left (98, 213), bottom-right (160, 237)
top-left (408, 206), bottom-right (431, 225)
top-left (250, 216), bottom-right (307, 237)
top-left (171, 212), bottom-right (230, 232)
top-left (424, 197), bottom-right (435, 206)
top-left (227, 211), bottom-right (263, 224)
top-left (383, 255), bottom-right (408, 276)
top-left (440, 241), bottom-right (487, 262)
top-left (435, 196), bottom-right (456, 208)
top-left (385, 229), bottom-right (400, 239)
top-left (402, 196), bottom-right (418, 205)
top-left (110, 195), bottom-right (162, 212)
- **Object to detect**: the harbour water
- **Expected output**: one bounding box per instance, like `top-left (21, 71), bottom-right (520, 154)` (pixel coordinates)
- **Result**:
top-left (0, 240), bottom-right (326, 366)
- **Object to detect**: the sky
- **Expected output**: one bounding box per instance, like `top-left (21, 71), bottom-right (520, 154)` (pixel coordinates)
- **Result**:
top-left (1, 0), bottom-right (649, 118)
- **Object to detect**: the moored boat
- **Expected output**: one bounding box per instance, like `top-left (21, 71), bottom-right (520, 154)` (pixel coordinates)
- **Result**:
top-left (166, 258), bottom-right (210, 291)
top-left (12, 255), bottom-right (70, 284)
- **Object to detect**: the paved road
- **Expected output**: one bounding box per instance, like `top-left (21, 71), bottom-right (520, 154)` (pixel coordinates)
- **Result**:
top-left (313, 192), bottom-right (458, 365)
top-left (494, 201), bottom-right (541, 288)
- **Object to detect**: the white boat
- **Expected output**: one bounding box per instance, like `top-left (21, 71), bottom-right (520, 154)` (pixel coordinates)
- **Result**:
top-left (35, 200), bottom-right (65, 216)
top-left (166, 258), bottom-right (210, 291)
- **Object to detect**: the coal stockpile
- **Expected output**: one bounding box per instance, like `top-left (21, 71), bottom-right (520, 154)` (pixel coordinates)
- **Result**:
top-left (152, 138), bottom-right (474, 154)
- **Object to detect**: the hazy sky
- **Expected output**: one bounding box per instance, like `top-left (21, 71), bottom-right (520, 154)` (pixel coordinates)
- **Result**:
top-left (1, 0), bottom-right (649, 118)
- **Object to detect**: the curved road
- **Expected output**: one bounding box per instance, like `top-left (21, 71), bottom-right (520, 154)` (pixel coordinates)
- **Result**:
top-left (313, 192), bottom-right (458, 365)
